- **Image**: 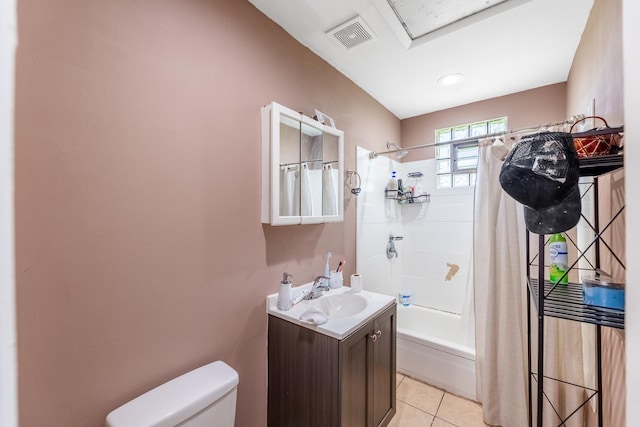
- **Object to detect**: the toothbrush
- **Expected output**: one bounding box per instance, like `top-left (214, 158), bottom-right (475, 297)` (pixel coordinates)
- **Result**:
top-left (336, 259), bottom-right (346, 272)
top-left (324, 252), bottom-right (332, 277)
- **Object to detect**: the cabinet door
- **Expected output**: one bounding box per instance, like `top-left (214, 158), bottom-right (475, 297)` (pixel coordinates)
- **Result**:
top-left (299, 119), bottom-right (325, 224)
top-left (268, 316), bottom-right (341, 427)
top-left (262, 102), bottom-right (302, 226)
top-left (299, 115), bottom-right (344, 224)
top-left (338, 304), bottom-right (397, 427)
top-left (372, 305), bottom-right (396, 426)
top-left (339, 320), bottom-right (373, 427)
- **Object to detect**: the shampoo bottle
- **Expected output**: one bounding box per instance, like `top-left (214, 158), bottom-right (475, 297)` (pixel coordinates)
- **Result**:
top-left (549, 233), bottom-right (568, 284)
top-left (277, 272), bottom-right (294, 311)
top-left (387, 171), bottom-right (398, 191)
top-left (386, 171), bottom-right (398, 198)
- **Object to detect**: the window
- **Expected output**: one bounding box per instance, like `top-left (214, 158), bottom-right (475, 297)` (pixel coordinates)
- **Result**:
top-left (435, 117), bottom-right (508, 188)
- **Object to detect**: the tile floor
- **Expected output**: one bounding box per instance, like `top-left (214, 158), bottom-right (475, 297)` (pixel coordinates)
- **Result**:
top-left (390, 373), bottom-right (491, 427)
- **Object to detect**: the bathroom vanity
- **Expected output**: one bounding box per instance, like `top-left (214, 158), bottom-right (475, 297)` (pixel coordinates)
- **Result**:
top-left (266, 287), bottom-right (396, 426)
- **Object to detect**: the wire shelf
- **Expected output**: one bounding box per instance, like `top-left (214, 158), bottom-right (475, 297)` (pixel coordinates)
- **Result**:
top-left (384, 189), bottom-right (430, 204)
top-left (528, 278), bottom-right (624, 329)
top-left (578, 153), bottom-right (624, 176)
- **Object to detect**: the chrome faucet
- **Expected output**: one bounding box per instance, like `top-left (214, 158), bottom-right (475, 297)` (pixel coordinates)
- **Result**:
top-left (303, 275), bottom-right (330, 300)
top-left (387, 235), bottom-right (403, 259)
top-left (387, 241), bottom-right (398, 258)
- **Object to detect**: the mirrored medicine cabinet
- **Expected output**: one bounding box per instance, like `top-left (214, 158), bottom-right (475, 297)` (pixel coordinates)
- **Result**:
top-left (261, 102), bottom-right (344, 226)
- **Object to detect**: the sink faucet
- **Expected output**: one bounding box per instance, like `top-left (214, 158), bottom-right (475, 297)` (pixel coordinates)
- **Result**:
top-left (303, 276), bottom-right (330, 300)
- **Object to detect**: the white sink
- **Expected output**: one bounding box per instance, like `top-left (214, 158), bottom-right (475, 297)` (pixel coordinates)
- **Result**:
top-left (312, 293), bottom-right (368, 319)
top-left (266, 285), bottom-right (396, 340)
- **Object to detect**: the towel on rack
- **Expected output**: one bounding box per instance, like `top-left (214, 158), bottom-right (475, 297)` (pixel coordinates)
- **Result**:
top-left (280, 166), bottom-right (299, 216)
top-left (322, 164), bottom-right (338, 216)
top-left (300, 163), bottom-right (313, 216)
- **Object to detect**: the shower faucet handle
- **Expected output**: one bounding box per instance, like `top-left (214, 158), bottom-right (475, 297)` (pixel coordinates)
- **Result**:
top-left (389, 235), bottom-right (403, 241)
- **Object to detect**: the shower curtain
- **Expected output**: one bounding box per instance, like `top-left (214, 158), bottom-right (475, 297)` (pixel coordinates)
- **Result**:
top-left (474, 137), bottom-right (529, 426)
top-left (474, 137), bottom-right (589, 427)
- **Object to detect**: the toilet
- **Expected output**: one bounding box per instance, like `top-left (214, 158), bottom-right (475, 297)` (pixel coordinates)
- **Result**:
top-left (105, 361), bottom-right (239, 427)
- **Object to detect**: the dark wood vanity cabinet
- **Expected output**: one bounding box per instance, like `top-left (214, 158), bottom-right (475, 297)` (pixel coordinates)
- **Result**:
top-left (268, 303), bottom-right (397, 427)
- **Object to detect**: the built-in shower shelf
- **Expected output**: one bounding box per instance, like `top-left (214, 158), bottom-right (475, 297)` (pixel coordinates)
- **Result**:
top-left (528, 278), bottom-right (624, 329)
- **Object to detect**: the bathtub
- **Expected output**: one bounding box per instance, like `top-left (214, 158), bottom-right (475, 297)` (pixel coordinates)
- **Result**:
top-left (396, 304), bottom-right (477, 401)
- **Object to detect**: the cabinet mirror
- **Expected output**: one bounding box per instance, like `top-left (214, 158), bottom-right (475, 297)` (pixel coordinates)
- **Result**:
top-left (262, 102), bottom-right (344, 226)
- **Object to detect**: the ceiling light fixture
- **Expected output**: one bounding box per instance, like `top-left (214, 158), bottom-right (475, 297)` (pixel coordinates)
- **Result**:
top-left (438, 73), bottom-right (465, 86)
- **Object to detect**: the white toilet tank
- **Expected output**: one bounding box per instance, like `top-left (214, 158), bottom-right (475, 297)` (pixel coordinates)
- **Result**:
top-left (105, 361), bottom-right (239, 427)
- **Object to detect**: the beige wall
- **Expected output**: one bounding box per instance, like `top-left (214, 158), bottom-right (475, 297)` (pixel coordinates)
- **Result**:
top-left (14, 1), bottom-right (399, 426)
top-left (14, 0), bottom-right (628, 426)
top-left (400, 83), bottom-right (567, 161)
top-left (566, 0), bottom-right (626, 425)
top-left (567, 0), bottom-right (623, 124)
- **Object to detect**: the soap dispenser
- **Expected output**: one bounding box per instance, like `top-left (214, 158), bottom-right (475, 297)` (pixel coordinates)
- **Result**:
top-left (277, 273), bottom-right (294, 311)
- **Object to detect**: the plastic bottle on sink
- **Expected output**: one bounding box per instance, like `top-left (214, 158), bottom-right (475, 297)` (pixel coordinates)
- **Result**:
top-left (277, 273), bottom-right (293, 311)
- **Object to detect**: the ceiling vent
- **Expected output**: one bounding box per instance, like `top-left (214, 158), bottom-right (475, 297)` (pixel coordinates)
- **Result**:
top-left (328, 16), bottom-right (376, 49)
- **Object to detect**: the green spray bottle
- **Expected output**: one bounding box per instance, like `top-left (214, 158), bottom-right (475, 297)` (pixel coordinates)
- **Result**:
top-left (549, 233), bottom-right (568, 284)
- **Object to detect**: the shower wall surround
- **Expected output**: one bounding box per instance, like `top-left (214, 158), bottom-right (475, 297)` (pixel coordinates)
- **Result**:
top-left (356, 147), bottom-right (474, 315)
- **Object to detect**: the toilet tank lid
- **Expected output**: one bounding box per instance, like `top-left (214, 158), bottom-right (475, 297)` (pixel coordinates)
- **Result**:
top-left (105, 361), bottom-right (239, 427)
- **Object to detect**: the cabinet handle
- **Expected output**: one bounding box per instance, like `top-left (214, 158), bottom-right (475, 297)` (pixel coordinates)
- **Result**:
top-left (370, 330), bottom-right (382, 342)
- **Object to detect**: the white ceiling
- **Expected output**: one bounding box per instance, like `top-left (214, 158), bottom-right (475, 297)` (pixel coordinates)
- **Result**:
top-left (248, 0), bottom-right (595, 119)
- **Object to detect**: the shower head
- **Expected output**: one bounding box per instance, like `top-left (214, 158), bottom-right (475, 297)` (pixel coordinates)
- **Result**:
top-left (386, 142), bottom-right (408, 159)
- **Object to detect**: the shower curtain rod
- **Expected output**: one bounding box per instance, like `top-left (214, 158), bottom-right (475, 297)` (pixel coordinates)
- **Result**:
top-left (280, 159), bottom-right (339, 167)
top-left (368, 115), bottom-right (587, 159)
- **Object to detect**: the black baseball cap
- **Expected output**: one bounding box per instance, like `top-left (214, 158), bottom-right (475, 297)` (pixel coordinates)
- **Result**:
top-left (499, 132), bottom-right (581, 234)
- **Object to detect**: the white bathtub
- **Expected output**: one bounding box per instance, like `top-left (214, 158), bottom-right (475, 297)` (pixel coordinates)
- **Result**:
top-left (396, 304), bottom-right (477, 401)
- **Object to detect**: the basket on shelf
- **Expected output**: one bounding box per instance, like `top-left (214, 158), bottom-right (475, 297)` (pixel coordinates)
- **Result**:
top-left (570, 116), bottom-right (623, 158)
